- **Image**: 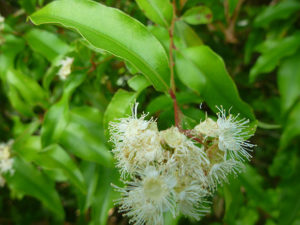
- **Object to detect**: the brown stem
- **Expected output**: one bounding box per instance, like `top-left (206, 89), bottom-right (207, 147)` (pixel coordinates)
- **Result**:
top-left (169, 89), bottom-right (181, 128)
top-left (168, 0), bottom-right (177, 93)
top-left (182, 129), bottom-right (205, 145)
top-left (168, 0), bottom-right (181, 128)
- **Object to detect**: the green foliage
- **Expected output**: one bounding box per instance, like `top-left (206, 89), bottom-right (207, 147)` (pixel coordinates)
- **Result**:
top-left (0, 0), bottom-right (299, 224)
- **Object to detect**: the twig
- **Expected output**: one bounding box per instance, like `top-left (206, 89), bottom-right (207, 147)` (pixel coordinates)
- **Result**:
top-left (168, 0), bottom-right (183, 129)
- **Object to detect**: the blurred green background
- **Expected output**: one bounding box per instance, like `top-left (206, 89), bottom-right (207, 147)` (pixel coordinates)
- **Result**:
top-left (0, 0), bottom-right (300, 225)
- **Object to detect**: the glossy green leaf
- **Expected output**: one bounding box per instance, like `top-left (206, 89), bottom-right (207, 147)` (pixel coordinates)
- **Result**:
top-left (280, 101), bottom-right (300, 149)
top-left (223, 178), bottom-right (243, 224)
top-left (7, 86), bottom-right (34, 117)
top-left (36, 144), bottom-right (86, 193)
top-left (0, 35), bottom-right (25, 78)
top-left (128, 75), bottom-right (151, 92)
top-left (278, 51), bottom-right (300, 115)
top-left (175, 21), bottom-right (203, 48)
top-left (182, 6), bottom-right (213, 25)
top-left (176, 46), bottom-right (255, 120)
top-left (5, 157), bottom-right (64, 219)
top-left (6, 69), bottom-right (47, 107)
top-left (29, 0), bottom-right (170, 91)
top-left (89, 165), bottom-right (120, 225)
top-left (59, 121), bottom-right (113, 167)
top-left (41, 95), bottom-right (69, 147)
top-left (250, 32), bottom-right (300, 83)
top-left (25, 28), bottom-right (71, 63)
top-left (103, 89), bottom-right (137, 130)
top-left (136, 0), bottom-right (173, 27)
top-left (13, 135), bottom-right (41, 162)
top-left (146, 92), bottom-right (202, 115)
top-left (254, 0), bottom-right (300, 27)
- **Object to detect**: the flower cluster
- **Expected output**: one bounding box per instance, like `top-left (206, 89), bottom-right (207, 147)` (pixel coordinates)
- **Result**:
top-left (0, 140), bottom-right (14, 187)
top-left (57, 57), bottom-right (74, 80)
top-left (109, 104), bottom-right (254, 225)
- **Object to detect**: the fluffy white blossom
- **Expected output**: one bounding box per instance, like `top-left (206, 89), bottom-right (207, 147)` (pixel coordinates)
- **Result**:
top-left (194, 117), bottom-right (218, 138)
top-left (57, 57), bottom-right (74, 80)
top-left (176, 181), bottom-right (210, 220)
top-left (216, 107), bottom-right (254, 161)
top-left (109, 103), bottom-right (255, 224)
top-left (115, 166), bottom-right (177, 225)
top-left (109, 103), bottom-right (163, 176)
top-left (0, 140), bottom-right (14, 186)
top-left (0, 14), bottom-right (4, 31)
top-left (160, 127), bottom-right (209, 183)
top-left (208, 159), bottom-right (244, 190)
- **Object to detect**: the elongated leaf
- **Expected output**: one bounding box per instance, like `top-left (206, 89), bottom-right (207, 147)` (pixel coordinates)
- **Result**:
top-left (135, 0), bottom-right (173, 27)
top-left (0, 35), bottom-right (25, 78)
top-left (103, 89), bottom-right (138, 130)
top-left (254, 0), bottom-right (300, 27)
top-left (176, 46), bottom-right (255, 120)
top-left (278, 51), bottom-right (300, 115)
top-left (25, 28), bottom-right (70, 63)
top-left (280, 101), bottom-right (300, 149)
top-left (250, 32), bottom-right (300, 82)
top-left (36, 144), bottom-right (86, 193)
top-left (41, 95), bottom-right (69, 147)
top-left (5, 157), bottom-right (64, 219)
top-left (59, 121), bottom-right (113, 167)
top-left (175, 21), bottom-right (203, 47)
top-left (128, 75), bottom-right (151, 92)
top-left (182, 6), bottom-right (213, 25)
top-left (6, 69), bottom-right (47, 107)
top-left (30, 0), bottom-right (170, 91)
top-left (89, 165), bottom-right (120, 225)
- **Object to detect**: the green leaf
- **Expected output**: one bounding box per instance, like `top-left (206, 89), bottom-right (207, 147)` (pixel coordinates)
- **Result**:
top-left (7, 86), bottom-right (35, 117)
top-left (59, 121), bottom-right (113, 167)
top-left (6, 69), bottom-right (47, 107)
top-left (103, 89), bottom-right (137, 130)
top-left (5, 157), bottom-right (64, 219)
top-left (36, 144), bottom-right (86, 193)
top-left (278, 51), bottom-right (300, 115)
top-left (250, 32), bottom-right (300, 83)
top-left (0, 35), bottom-right (25, 78)
top-left (135, 0), bottom-right (173, 27)
top-left (175, 20), bottom-right (203, 48)
top-left (29, 0), bottom-right (170, 92)
top-left (128, 75), bottom-right (151, 92)
top-left (254, 0), bottom-right (300, 28)
top-left (41, 95), bottom-right (69, 147)
top-left (13, 135), bottom-right (41, 162)
top-left (89, 166), bottom-right (120, 225)
top-left (25, 28), bottom-right (71, 63)
top-left (176, 46), bottom-right (255, 120)
top-left (182, 6), bottom-right (213, 25)
top-left (280, 101), bottom-right (300, 149)
top-left (223, 178), bottom-right (244, 224)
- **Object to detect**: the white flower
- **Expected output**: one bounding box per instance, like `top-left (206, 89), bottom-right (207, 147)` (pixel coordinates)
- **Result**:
top-left (109, 103), bottom-right (163, 176)
top-left (160, 126), bottom-right (187, 150)
top-left (0, 140), bottom-right (14, 180)
top-left (208, 159), bottom-right (244, 190)
top-left (160, 127), bottom-right (209, 183)
top-left (57, 57), bottom-right (74, 80)
top-left (176, 182), bottom-right (210, 220)
top-left (0, 158), bottom-right (14, 174)
top-left (216, 107), bottom-right (254, 161)
top-left (194, 117), bottom-right (218, 138)
top-left (0, 14), bottom-right (4, 31)
top-left (115, 166), bottom-right (177, 225)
